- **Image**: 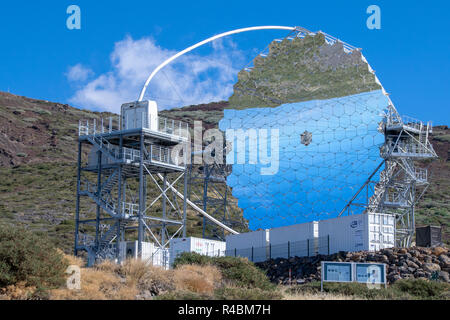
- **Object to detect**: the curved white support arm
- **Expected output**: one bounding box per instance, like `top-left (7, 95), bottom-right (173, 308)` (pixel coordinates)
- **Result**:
top-left (138, 26), bottom-right (295, 101)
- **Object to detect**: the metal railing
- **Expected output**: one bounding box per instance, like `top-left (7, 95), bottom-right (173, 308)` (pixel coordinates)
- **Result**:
top-left (122, 202), bottom-right (139, 217)
top-left (414, 168), bottom-right (428, 182)
top-left (381, 140), bottom-right (434, 157)
top-left (78, 117), bottom-right (119, 136)
top-left (87, 140), bottom-right (185, 168)
top-left (121, 147), bottom-right (141, 162)
top-left (225, 236), bottom-right (331, 263)
top-left (78, 115), bottom-right (189, 139)
top-left (150, 145), bottom-right (185, 167)
top-left (384, 191), bottom-right (407, 205)
top-left (158, 117), bottom-right (189, 138)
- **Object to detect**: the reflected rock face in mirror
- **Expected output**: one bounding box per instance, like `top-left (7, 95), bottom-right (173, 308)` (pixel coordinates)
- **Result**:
top-left (219, 90), bottom-right (389, 230)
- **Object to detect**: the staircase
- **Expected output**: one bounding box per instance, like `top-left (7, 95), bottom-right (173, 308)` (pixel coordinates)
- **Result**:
top-left (367, 162), bottom-right (397, 212)
top-left (96, 218), bottom-right (136, 261)
top-left (87, 135), bottom-right (120, 163)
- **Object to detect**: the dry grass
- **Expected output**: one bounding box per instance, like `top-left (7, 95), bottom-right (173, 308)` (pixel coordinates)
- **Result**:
top-left (61, 251), bottom-right (84, 267)
top-left (50, 256), bottom-right (138, 300)
top-left (173, 264), bottom-right (222, 295)
top-left (282, 290), bottom-right (365, 300)
top-left (280, 286), bottom-right (364, 300)
top-left (0, 282), bottom-right (36, 300)
top-left (50, 267), bottom-right (138, 300)
top-left (118, 259), bottom-right (151, 285)
top-left (50, 256), bottom-right (178, 300)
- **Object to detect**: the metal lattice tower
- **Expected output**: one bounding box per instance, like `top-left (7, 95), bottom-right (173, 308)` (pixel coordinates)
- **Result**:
top-left (188, 159), bottom-right (248, 240)
top-left (374, 106), bottom-right (437, 247)
top-left (339, 105), bottom-right (437, 247)
top-left (74, 114), bottom-right (189, 266)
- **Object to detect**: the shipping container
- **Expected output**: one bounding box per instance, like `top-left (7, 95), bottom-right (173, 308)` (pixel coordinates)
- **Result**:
top-left (121, 100), bottom-right (158, 131)
top-left (269, 221), bottom-right (319, 259)
top-left (270, 221), bottom-right (318, 244)
top-left (225, 229), bottom-right (270, 262)
top-left (119, 241), bottom-right (170, 269)
top-left (119, 241), bottom-right (154, 260)
top-left (169, 237), bottom-right (226, 267)
top-left (416, 225), bottom-right (442, 247)
top-left (150, 247), bottom-right (170, 270)
top-left (318, 213), bottom-right (395, 254)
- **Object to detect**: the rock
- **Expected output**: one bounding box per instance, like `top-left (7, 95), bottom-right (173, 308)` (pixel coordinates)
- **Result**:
top-left (409, 249), bottom-right (420, 258)
top-left (433, 247), bottom-right (447, 256)
top-left (438, 271), bottom-right (450, 283)
top-left (388, 274), bottom-right (402, 283)
top-left (412, 257), bottom-right (422, 267)
top-left (438, 255), bottom-right (449, 265)
top-left (406, 260), bottom-right (419, 269)
top-left (255, 246), bottom-right (449, 286)
top-left (136, 290), bottom-right (153, 300)
top-left (423, 263), bottom-right (441, 273)
top-left (414, 271), bottom-right (426, 278)
top-left (407, 267), bottom-right (416, 273)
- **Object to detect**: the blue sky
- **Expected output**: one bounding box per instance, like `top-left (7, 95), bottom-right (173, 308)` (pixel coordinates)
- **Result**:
top-left (0, 0), bottom-right (449, 124)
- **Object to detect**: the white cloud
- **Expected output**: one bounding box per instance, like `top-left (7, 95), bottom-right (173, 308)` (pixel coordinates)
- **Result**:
top-left (66, 64), bottom-right (94, 82)
top-left (68, 35), bottom-right (246, 112)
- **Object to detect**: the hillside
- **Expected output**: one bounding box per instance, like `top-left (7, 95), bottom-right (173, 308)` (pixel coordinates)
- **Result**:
top-left (0, 92), bottom-right (232, 252)
top-left (0, 92), bottom-right (448, 254)
top-left (229, 33), bottom-right (381, 109)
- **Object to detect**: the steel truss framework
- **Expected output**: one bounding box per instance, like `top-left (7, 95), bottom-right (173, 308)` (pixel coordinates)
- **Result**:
top-left (340, 105), bottom-right (437, 247)
top-left (188, 160), bottom-right (248, 240)
top-left (74, 124), bottom-right (188, 266)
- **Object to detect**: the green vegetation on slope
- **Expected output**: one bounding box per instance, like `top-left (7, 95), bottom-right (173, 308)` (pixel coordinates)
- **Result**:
top-left (416, 126), bottom-right (450, 244)
top-left (229, 33), bottom-right (381, 109)
top-left (0, 224), bottom-right (68, 298)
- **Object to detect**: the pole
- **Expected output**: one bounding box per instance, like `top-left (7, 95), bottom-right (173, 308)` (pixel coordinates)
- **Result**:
top-left (202, 166), bottom-right (209, 238)
top-left (307, 239), bottom-right (310, 257)
top-left (162, 173), bottom-right (167, 246)
top-left (116, 135), bottom-right (123, 262)
top-left (321, 262), bottom-right (324, 292)
top-left (138, 131), bottom-right (144, 258)
top-left (95, 150), bottom-right (102, 251)
top-left (327, 235), bottom-right (330, 255)
top-left (74, 141), bottom-right (82, 256)
top-left (182, 170), bottom-right (188, 238)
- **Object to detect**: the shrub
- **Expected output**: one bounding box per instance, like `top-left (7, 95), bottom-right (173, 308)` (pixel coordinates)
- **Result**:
top-left (172, 251), bottom-right (212, 268)
top-left (156, 291), bottom-right (211, 300)
top-left (286, 279), bottom-right (450, 300)
top-left (0, 224), bottom-right (68, 293)
top-left (392, 279), bottom-right (450, 299)
top-left (173, 264), bottom-right (222, 295)
top-left (173, 252), bottom-right (275, 291)
top-left (117, 259), bottom-right (175, 296)
top-left (215, 287), bottom-right (282, 300)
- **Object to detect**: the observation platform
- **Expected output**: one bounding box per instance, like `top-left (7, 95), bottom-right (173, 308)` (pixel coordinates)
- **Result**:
top-left (78, 116), bottom-right (189, 173)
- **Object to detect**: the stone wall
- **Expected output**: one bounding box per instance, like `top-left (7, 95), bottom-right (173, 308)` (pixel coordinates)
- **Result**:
top-left (256, 247), bottom-right (450, 285)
